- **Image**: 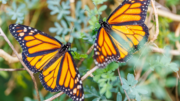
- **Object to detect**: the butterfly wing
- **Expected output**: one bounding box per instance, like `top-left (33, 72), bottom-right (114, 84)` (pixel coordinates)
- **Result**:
top-left (39, 51), bottom-right (84, 101)
top-left (94, 27), bottom-right (120, 68)
top-left (107, 0), bottom-right (150, 25)
top-left (22, 50), bottom-right (59, 73)
top-left (110, 24), bottom-right (149, 62)
top-left (10, 24), bottom-right (84, 100)
top-left (9, 24), bottom-right (62, 57)
top-left (105, 0), bottom-right (150, 62)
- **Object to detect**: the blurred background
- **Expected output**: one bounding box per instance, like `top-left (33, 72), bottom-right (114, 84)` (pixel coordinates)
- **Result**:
top-left (0, 0), bottom-right (180, 101)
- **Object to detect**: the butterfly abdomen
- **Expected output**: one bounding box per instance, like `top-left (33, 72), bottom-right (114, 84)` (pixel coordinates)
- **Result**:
top-left (43, 45), bottom-right (69, 70)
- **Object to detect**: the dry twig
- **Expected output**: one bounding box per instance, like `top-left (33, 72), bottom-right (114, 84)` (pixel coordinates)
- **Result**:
top-left (150, 46), bottom-right (180, 55)
top-left (0, 68), bottom-right (25, 71)
top-left (70, 0), bottom-right (76, 18)
top-left (150, 0), bottom-right (159, 42)
top-left (0, 28), bottom-right (40, 101)
top-left (0, 49), bottom-right (21, 63)
top-left (175, 23), bottom-right (180, 51)
top-left (5, 77), bottom-right (16, 95)
top-left (134, 58), bottom-right (145, 80)
top-left (148, 7), bottom-right (180, 22)
top-left (138, 70), bottom-right (152, 84)
top-left (176, 72), bottom-right (179, 101)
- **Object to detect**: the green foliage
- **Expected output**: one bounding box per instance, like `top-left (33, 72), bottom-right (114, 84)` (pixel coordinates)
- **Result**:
top-left (93, 62), bottom-right (119, 82)
top-left (82, 0), bottom-right (107, 44)
top-left (0, 0), bottom-right (180, 101)
top-left (93, 63), bottom-right (119, 98)
top-left (6, 2), bottom-right (27, 23)
top-left (122, 74), bottom-right (148, 101)
top-left (147, 52), bottom-right (179, 72)
top-left (84, 86), bottom-right (107, 101)
top-left (0, 71), bottom-right (8, 79)
top-left (166, 0), bottom-right (180, 6)
top-left (25, 0), bottom-right (40, 9)
top-left (116, 92), bottom-right (122, 101)
top-left (93, 0), bottom-right (107, 5)
top-left (85, 1), bottom-right (107, 29)
top-left (71, 51), bottom-right (88, 59)
top-left (48, 0), bottom-right (88, 43)
top-left (5, 0), bottom-right (40, 24)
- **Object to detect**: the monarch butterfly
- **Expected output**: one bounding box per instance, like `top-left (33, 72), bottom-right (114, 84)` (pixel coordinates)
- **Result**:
top-left (94, 0), bottom-right (150, 68)
top-left (9, 24), bottom-right (84, 101)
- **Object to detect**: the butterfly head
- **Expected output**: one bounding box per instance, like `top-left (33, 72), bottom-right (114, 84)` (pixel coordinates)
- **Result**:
top-left (99, 19), bottom-right (104, 24)
top-left (66, 42), bottom-right (71, 48)
top-left (63, 42), bottom-right (71, 50)
top-left (58, 42), bottom-right (71, 53)
top-left (99, 19), bottom-right (111, 32)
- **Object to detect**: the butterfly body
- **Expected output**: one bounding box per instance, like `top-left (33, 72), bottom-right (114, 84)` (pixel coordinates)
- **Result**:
top-left (9, 24), bottom-right (84, 101)
top-left (99, 19), bottom-right (111, 32)
top-left (43, 42), bottom-right (71, 70)
top-left (94, 0), bottom-right (150, 68)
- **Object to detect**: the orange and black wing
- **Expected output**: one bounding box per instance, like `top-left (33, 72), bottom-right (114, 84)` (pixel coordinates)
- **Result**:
top-left (22, 50), bottom-right (59, 73)
top-left (110, 24), bottom-right (149, 62)
top-left (9, 24), bottom-right (62, 57)
top-left (23, 50), bottom-right (60, 91)
top-left (94, 27), bottom-right (120, 68)
top-left (39, 51), bottom-right (84, 101)
top-left (107, 0), bottom-right (150, 25)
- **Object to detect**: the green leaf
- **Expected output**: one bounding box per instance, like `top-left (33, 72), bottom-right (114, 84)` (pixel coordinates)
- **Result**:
top-left (24, 97), bottom-right (33, 101)
top-left (85, 94), bottom-right (96, 98)
top-left (103, 17), bottom-right (107, 22)
top-left (121, 78), bottom-right (128, 85)
top-left (84, 5), bottom-right (90, 12)
top-left (101, 74), bottom-right (107, 78)
top-left (71, 52), bottom-right (88, 59)
top-left (100, 84), bottom-right (108, 94)
top-left (127, 74), bottom-right (137, 86)
top-left (98, 5), bottom-right (107, 12)
top-left (93, 75), bottom-right (101, 82)
top-left (92, 98), bottom-right (100, 101)
top-left (135, 93), bottom-right (141, 101)
top-left (165, 77), bottom-right (176, 87)
top-left (160, 55), bottom-right (171, 66)
top-left (111, 76), bottom-right (117, 82)
top-left (122, 85), bottom-right (130, 90)
top-left (105, 90), bottom-right (112, 98)
top-left (91, 86), bottom-right (98, 95)
top-left (166, 0), bottom-right (179, 6)
top-left (92, 0), bottom-right (107, 5)
top-left (169, 62), bottom-right (179, 72)
top-left (153, 85), bottom-right (166, 99)
top-left (0, 71), bottom-right (8, 78)
top-left (98, 79), bottom-right (107, 83)
top-left (84, 86), bottom-right (101, 99)
top-left (99, 82), bottom-right (106, 87)
top-left (17, 75), bottom-right (27, 88)
top-left (116, 92), bottom-right (122, 101)
top-left (135, 86), bottom-right (148, 94)
top-left (59, 93), bottom-right (67, 101)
